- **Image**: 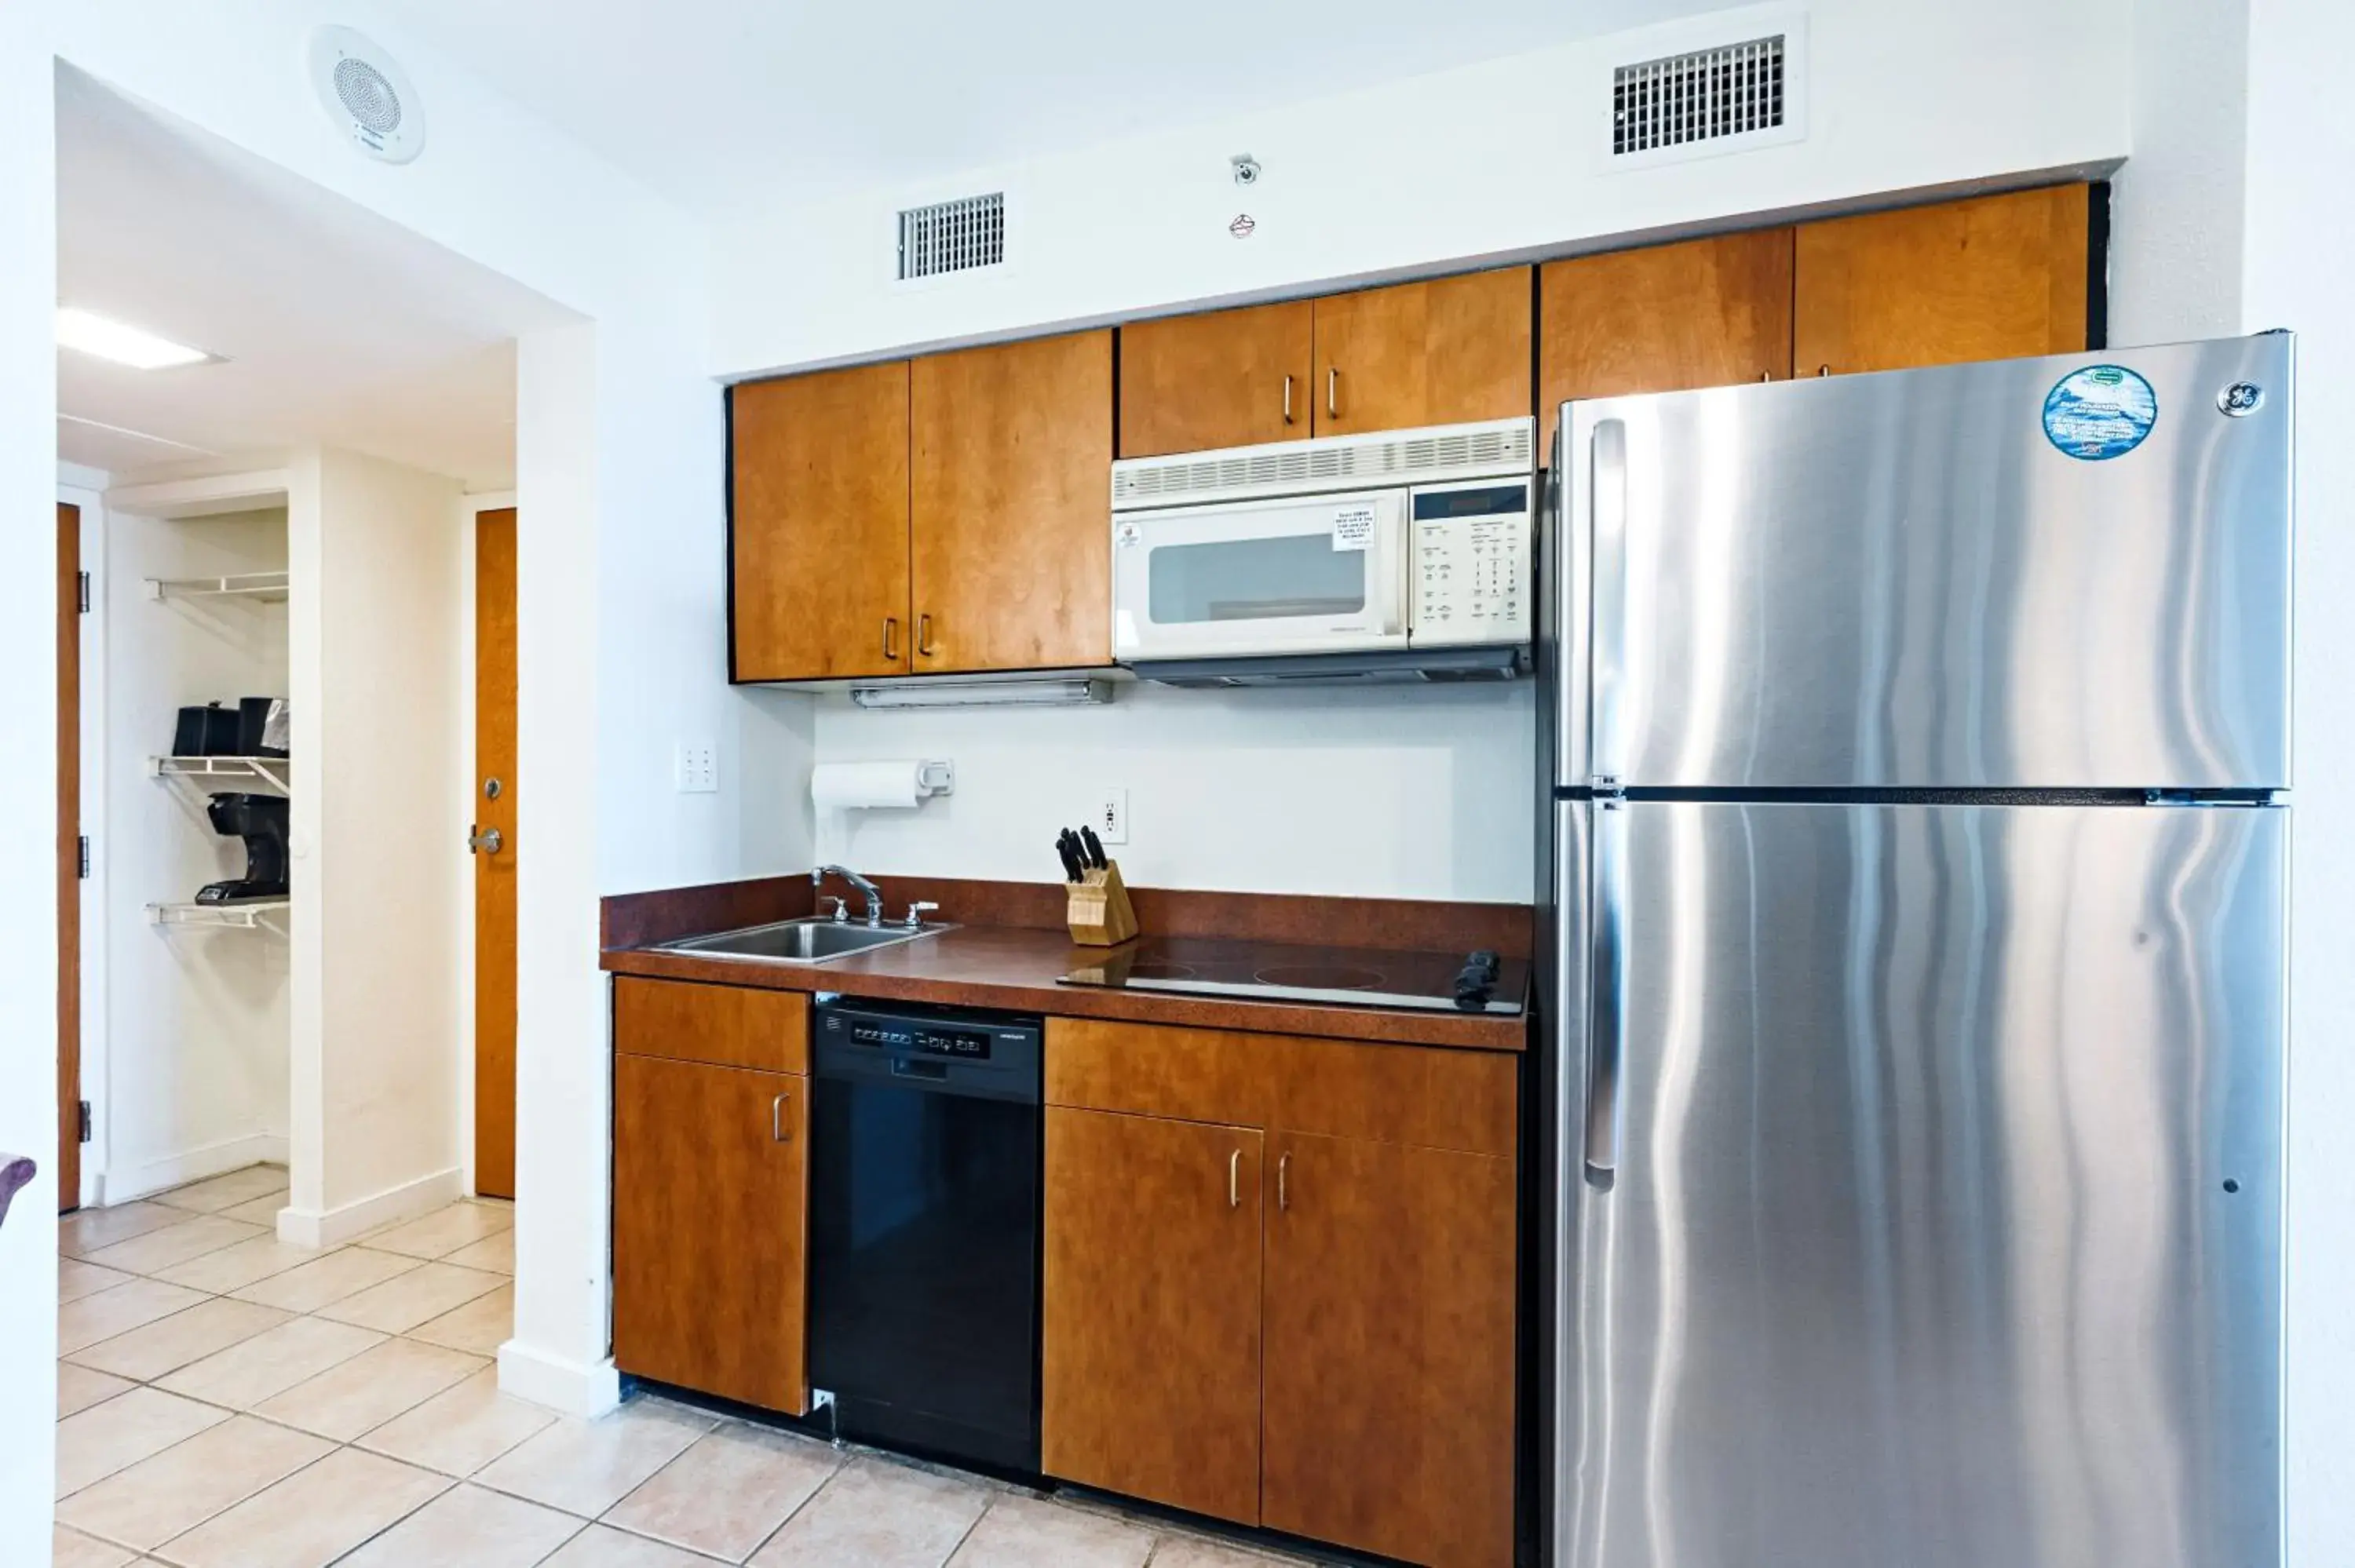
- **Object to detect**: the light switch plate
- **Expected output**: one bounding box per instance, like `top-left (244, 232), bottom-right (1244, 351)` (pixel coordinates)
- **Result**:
top-left (1096, 787), bottom-right (1128, 844)
top-left (676, 740), bottom-right (718, 793)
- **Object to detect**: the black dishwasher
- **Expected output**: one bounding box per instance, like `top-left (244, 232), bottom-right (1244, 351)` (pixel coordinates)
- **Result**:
top-left (809, 997), bottom-right (1042, 1473)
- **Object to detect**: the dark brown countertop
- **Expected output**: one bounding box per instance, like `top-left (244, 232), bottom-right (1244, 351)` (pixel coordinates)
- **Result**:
top-left (601, 875), bottom-right (1531, 1053)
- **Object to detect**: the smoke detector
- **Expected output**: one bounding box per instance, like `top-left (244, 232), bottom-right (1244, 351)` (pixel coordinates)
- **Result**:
top-left (308, 26), bottom-right (425, 164)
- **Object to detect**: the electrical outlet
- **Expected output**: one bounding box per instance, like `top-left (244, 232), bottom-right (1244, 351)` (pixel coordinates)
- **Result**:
top-left (1096, 787), bottom-right (1129, 844)
top-left (676, 740), bottom-right (718, 793)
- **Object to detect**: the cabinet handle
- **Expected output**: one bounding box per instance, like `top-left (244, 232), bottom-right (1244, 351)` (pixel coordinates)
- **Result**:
top-left (1278, 1151), bottom-right (1290, 1211)
top-left (1283, 374), bottom-right (1295, 425)
top-left (1816, 364), bottom-right (1831, 377)
top-left (1229, 1149), bottom-right (1241, 1209)
top-left (883, 617), bottom-right (899, 661)
top-left (918, 613), bottom-right (936, 658)
top-left (1759, 370), bottom-right (1772, 382)
top-left (772, 1092), bottom-right (790, 1143)
top-left (1327, 366), bottom-right (1340, 419)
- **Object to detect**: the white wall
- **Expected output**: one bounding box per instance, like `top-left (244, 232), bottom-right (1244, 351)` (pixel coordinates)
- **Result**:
top-left (103, 507), bottom-right (290, 1202)
top-left (818, 683), bottom-right (1531, 900)
top-left (2243, 5), bottom-right (2355, 1563)
top-left (2109, 0), bottom-right (2251, 345)
top-left (710, 0), bottom-right (2130, 377)
top-left (283, 448), bottom-right (467, 1244)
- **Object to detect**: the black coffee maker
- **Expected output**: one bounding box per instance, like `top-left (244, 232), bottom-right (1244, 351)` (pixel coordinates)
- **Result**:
top-left (196, 793), bottom-right (290, 904)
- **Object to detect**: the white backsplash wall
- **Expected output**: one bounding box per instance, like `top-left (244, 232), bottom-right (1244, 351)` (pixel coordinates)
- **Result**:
top-left (812, 681), bottom-right (1535, 903)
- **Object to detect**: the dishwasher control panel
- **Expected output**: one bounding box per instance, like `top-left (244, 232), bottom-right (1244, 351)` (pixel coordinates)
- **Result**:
top-left (814, 998), bottom-right (1042, 1101)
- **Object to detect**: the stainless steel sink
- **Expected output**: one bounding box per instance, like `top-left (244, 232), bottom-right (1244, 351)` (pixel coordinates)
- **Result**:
top-left (656, 917), bottom-right (950, 964)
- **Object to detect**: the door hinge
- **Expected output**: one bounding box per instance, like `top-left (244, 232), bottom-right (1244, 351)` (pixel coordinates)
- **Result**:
top-left (77, 571), bottom-right (90, 614)
top-left (78, 1100), bottom-right (92, 1144)
top-left (78, 835), bottom-right (90, 879)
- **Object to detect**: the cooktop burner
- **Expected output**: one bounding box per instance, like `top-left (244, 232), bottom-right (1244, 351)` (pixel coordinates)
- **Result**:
top-left (1059, 935), bottom-right (1525, 1016)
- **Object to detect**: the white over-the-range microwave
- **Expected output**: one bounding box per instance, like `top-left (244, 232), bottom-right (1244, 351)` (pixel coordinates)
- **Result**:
top-left (1109, 417), bottom-right (1535, 684)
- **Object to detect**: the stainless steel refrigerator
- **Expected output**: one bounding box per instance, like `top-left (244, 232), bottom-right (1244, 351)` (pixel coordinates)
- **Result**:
top-left (1536, 336), bottom-right (2290, 1568)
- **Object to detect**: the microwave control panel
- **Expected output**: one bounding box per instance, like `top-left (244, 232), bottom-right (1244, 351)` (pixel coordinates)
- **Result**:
top-left (1409, 480), bottom-right (1531, 647)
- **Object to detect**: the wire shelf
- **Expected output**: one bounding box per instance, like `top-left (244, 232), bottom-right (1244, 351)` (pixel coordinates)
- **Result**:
top-left (144, 572), bottom-right (289, 603)
top-left (148, 900), bottom-right (290, 932)
top-left (149, 756), bottom-right (290, 793)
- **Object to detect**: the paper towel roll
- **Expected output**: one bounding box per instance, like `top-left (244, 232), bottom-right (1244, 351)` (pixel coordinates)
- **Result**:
top-left (812, 760), bottom-right (929, 811)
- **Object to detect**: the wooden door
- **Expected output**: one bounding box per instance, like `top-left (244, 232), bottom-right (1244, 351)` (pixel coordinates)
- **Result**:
top-left (1539, 228), bottom-right (1795, 453)
top-left (612, 1051), bottom-right (809, 1413)
top-left (473, 509), bottom-right (517, 1199)
top-left (1042, 1106), bottom-right (1263, 1526)
top-left (1313, 268), bottom-right (1533, 437)
top-left (1794, 184), bottom-right (2091, 377)
top-left (911, 330), bottom-right (1113, 673)
top-left (732, 362), bottom-right (913, 680)
top-left (1119, 301), bottom-right (1314, 458)
top-left (1262, 1132), bottom-right (1518, 1568)
top-left (57, 504), bottom-right (80, 1212)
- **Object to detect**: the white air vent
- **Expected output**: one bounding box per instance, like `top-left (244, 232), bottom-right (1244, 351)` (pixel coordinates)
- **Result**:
top-left (309, 26), bottom-right (425, 164)
top-left (1112, 418), bottom-right (1535, 511)
top-left (1616, 35), bottom-right (1784, 155)
top-left (898, 193), bottom-right (1006, 281)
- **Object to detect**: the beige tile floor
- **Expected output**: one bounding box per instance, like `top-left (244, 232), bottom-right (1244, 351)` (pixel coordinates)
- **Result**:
top-left (55, 1167), bottom-right (1322, 1568)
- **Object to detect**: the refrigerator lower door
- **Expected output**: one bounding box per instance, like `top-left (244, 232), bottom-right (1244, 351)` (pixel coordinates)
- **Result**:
top-left (1565, 801), bottom-right (2283, 1568)
top-left (1539, 798), bottom-right (1590, 1567)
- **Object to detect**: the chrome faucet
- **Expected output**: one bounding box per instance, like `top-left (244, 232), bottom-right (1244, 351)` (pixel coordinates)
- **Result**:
top-left (812, 865), bottom-right (885, 928)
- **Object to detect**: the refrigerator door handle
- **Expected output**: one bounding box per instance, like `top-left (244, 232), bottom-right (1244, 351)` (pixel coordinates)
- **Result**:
top-left (1586, 800), bottom-right (1625, 1189)
top-left (1588, 418), bottom-right (1627, 785)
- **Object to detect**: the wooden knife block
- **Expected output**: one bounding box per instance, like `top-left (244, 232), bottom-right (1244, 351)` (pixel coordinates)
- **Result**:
top-left (1067, 860), bottom-right (1139, 946)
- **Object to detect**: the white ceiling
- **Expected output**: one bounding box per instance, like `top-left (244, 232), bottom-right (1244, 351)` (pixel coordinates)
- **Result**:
top-left (56, 68), bottom-right (571, 487)
top-left (378, 0), bottom-right (1731, 217)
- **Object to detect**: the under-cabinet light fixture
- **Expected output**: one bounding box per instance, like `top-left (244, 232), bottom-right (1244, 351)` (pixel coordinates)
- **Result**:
top-left (849, 679), bottom-right (1112, 710)
top-left (56, 307), bottom-right (217, 370)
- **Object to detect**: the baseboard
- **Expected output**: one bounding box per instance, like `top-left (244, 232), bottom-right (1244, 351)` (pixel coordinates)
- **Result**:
top-left (98, 1133), bottom-right (288, 1206)
top-left (498, 1339), bottom-right (622, 1419)
top-left (276, 1165), bottom-right (462, 1249)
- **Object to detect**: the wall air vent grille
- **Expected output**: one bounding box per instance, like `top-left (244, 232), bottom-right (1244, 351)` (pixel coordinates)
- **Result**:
top-left (1112, 418), bottom-right (1535, 510)
top-left (1614, 34), bottom-right (1784, 155)
top-left (898, 193), bottom-right (1006, 281)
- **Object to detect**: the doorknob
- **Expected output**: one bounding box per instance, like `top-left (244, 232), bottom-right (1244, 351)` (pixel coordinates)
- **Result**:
top-left (468, 827), bottom-right (505, 855)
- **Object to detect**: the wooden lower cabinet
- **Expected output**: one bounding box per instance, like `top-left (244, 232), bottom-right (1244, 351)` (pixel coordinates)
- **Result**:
top-left (1261, 1132), bottom-right (1517, 1568)
top-left (612, 1050), bottom-right (809, 1413)
top-left (1041, 1107), bottom-right (1265, 1526)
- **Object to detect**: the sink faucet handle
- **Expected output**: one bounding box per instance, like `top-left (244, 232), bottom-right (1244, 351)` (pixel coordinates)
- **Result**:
top-left (819, 896), bottom-right (849, 923)
top-left (902, 900), bottom-right (941, 930)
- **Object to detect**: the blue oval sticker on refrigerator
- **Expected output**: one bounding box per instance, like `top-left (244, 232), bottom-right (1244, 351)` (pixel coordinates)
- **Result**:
top-left (2043, 364), bottom-right (2159, 460)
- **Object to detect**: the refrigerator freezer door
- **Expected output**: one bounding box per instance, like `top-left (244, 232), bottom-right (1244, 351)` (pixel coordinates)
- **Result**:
top-left (1568, 335), bottom-right (2292, 790)
top-left (1565, 800), bottom-right (2283, 1568)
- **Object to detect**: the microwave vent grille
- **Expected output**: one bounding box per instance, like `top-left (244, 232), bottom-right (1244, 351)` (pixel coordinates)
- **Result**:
top-left (1112, 418), bottom-right (1533, 508)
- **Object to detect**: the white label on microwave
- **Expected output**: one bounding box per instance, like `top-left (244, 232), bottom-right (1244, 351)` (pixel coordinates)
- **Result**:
top-left (1331, 504), bottom-right (1375, 552)
top-left (1114, 608), bottom-right (1138, 650)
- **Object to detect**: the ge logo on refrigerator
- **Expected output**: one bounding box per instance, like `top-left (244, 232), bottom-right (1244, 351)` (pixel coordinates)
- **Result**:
top-left (2218, 381), bottom-right (2266, 418)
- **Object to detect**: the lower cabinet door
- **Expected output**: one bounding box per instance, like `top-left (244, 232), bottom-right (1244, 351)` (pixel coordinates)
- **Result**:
top-left (1262, 1132), bottom-right (1517, 1568)
top-left (612, 1052), bottom-right (809, 1413)
top-left (1042, 1107), bottom-right (1263, 1526)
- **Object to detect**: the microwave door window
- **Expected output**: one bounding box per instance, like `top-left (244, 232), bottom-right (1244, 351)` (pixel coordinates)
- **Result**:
top-left (1148, 534), bottom-right (1367, 624)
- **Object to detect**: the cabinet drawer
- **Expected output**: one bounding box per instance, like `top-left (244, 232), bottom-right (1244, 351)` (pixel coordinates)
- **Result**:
top-left (1046, 1018), bottom-right (1517, 1158)
top-left (614, 977), bottom-right (809, 1074)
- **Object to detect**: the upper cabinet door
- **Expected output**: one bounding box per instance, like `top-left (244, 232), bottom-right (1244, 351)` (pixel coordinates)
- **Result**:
top-left (731, 362), bottom-right (912, 682)
top-left (911, 330), bottom-right (1113, 673)
top-left (1120, 301), bottom-right (1314, 458)
top-left (1795, 184), bottom-right (2090, 377)
top-left (1313, 268), bottom-right (1533, 437)
top-left (1539, 229), bottom-right (1795, 455)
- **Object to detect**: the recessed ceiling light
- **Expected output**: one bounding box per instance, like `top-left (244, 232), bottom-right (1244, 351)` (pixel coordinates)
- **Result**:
top-left (55, 307), bottom-right (217, 370)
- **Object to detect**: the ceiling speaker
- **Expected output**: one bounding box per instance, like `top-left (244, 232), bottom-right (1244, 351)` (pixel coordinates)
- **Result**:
top-left (308, 25), bottom-right (425, 164)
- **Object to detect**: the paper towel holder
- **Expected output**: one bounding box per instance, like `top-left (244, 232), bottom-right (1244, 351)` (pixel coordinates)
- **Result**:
top-left (917, 760), bottom-right (955, 797)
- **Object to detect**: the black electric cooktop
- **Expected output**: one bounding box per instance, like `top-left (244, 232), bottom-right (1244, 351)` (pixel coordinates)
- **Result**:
top-left (1058, 935), bottom-right (1526, 1016)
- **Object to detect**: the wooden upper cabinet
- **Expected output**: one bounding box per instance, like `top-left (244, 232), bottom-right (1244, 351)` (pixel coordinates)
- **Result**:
top-left (1313, 268), bottom-right (1533, 437)
top-left (1042, 1106), bottom-right (1265, 1526)
top-left (612, 1051), bottom-right (809, 1413)
top-left (1795, 184), bottom-right (2091, 377)
top-left (731, 362), bottom-right (911, 682)
top-left (1261, 1132), bottom-right (1518, 1568)
top-left (911, 330), bottom-right (1113, 673)
top-left (1120, 301), bottom-right (1313, 458)
top-left (1539, 228), bottom-right (1795, 453)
